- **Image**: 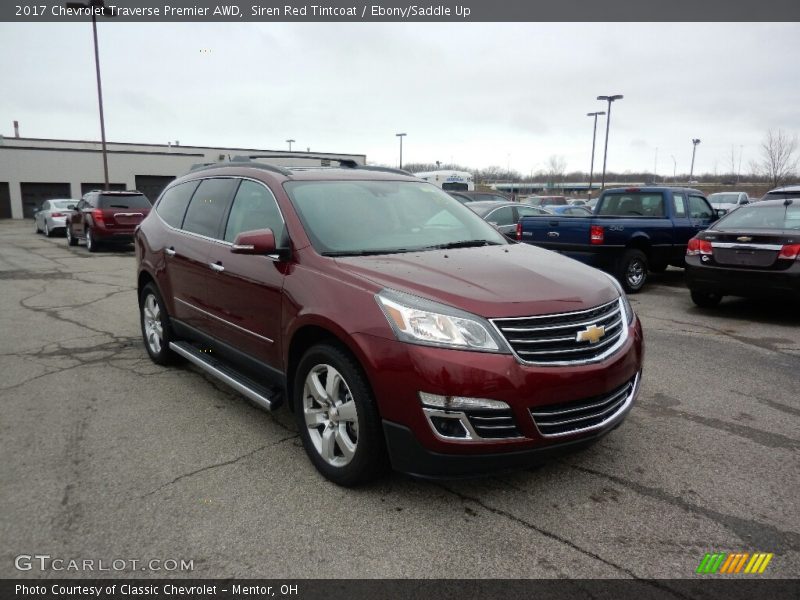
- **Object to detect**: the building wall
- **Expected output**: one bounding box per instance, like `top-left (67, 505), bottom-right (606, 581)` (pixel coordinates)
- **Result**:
top-left (0, 137), bottom-right (366, 219)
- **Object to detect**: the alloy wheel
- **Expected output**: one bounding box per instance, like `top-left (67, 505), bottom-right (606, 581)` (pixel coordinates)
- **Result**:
top-left (142, 293), bottom-right (164, 355)
top-left (302, 364), bottom-right (359, 467)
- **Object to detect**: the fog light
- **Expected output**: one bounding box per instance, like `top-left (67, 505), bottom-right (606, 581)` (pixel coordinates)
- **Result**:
top-left (419, 392), bottom-right (509, 411)
top-left (429, 416), bottom-right (468, 438)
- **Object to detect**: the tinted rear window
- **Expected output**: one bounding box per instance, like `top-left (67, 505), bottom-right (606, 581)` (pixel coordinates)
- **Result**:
top-left (99, 194), bottom-right (151, 209)
top-left (716, 203), bottom-right (800, 230)
top-left (598, 193), bottom-right (665, 217)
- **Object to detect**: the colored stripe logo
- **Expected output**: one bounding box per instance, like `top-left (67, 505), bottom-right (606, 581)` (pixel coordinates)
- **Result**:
top-left (696, 552), bottom-right (773, 574)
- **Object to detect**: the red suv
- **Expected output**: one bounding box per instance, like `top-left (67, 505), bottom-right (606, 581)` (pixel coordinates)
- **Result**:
top-left (135, 158), bottom-right (643, 486)
top-left (67, 190), bottom-right (152, 251)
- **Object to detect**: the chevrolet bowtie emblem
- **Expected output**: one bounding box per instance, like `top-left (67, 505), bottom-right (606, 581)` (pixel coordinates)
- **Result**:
top-left (576, 324), bottom-right (605, 344)
top-left (736, 236), bottom-right (753, 242)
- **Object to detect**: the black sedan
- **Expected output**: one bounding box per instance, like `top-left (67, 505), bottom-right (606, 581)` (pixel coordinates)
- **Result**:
top-left (685, 198), bottom-right (800, 307)
top-left (466, 201), bottom-right (550, 239)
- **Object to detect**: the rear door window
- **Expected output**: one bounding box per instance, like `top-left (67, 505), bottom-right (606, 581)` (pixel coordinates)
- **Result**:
top-left (182, 178), bottom-right (239, 239)
top-left (155, 181), bottom-right (200, 229)
top-left (672, 193), bottom-right (687, 218)
top-left (598, 193), bottom-right (665, 217)
top-left (486, 206), bottom-right (515, 226)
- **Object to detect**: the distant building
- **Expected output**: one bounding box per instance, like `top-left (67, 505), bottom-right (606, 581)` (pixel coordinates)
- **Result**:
top-left (0, 136), bottom-right (366, 219)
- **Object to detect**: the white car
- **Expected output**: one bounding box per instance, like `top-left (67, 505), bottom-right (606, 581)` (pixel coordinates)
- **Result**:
top-left (33, 199), bottom-right (77, 237)
top-left (708, 191), bottom-right (749, 215)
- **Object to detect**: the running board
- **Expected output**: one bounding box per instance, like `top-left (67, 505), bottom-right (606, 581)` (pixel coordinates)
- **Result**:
top-left (169, 341), bottom-right (281, 411)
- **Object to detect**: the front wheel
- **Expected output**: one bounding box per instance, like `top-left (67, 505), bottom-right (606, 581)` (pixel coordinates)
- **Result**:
top-left (617, 249), bottom-right (648, 293)
top-left (139, 283), bottom-right (178, 365)
top-left (690, 290), bottom-right (722, 308)
top-left (34, 219), bottom-right (41, 234)
top-left (294, 343), bottom-right (388, 486)
top-left (44, 221), bottom-right (51, 237)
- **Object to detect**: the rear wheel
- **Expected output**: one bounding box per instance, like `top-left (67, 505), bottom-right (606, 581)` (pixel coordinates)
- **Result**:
top-left (139, 283), bottom-right (178, 365)
top-left (86, 228), bottom-right (100, 252)
top-left (617, 249), bottom-right (648, 293)
top-left (44, 221), bottom-right (51, 237)
top-left (294, 343), bottom-right (387, 486)
top-left (690, 290), bottom-right (722, 308)
top-left (66, 225), bottom-right (77, 246)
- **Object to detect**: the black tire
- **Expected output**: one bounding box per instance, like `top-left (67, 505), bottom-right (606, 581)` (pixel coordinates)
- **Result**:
top-left (617, 249), bottom-right (648, 293)
top-left (690, 290), bottom-right (722, 308)
top-left (86, 227), bottom-right (100, 252)
top-left (44, 222), bottom-right (52, 237)
top-left (139, 282), bottom-right (178, 365)
top-left (293, 343), bottom-right (388, 486)
top-left (66, 225), bottom-right (78, 246)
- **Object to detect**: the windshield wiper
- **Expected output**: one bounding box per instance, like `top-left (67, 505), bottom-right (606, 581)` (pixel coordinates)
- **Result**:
top-left (322, 249), bottom-right (414, 257)
top-left (422, 240), bottom-right (503, 250)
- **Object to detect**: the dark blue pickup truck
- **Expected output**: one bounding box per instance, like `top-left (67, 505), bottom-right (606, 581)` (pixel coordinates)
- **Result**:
top-left (517, 187), bottom-right (717, 292)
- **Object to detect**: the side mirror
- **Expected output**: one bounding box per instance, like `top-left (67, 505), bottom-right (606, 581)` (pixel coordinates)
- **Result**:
top-left (67, 204), bottom-right (76, 210)
top-left (231, 228), bottom-right (290, 259)
top-left (714, 209), bottom-right (728, 219)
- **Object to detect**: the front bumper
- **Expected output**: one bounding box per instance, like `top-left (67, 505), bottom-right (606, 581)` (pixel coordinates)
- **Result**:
top-left (352, 316), bottom-right (643, 473)
top-left (686, 258), bottom-right (800, 300)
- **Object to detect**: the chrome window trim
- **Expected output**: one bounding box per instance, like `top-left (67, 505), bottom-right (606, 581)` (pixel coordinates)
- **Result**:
top-left (531, 371), bottom-right (641, 438)
top-left (154, 176), bottom-right (289, 253)
top-left (174, 297), bottom-right (274, 344)
top-left (490, 298), bottom-right (629, 367)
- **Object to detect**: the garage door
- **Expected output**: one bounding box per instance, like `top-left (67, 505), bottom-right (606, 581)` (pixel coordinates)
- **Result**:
top-left (135, 175), bottom-right (175, 203)
top-left (0, 183), bottom-right (10, 219)
top-left (21, 182), bottom-right (71, 219)
top-left (80, 183), bottom-right (126, 196)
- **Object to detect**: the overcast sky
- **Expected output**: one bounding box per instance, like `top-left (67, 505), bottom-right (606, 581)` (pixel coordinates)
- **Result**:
top-left (2, 22), bottom-right (799, 176)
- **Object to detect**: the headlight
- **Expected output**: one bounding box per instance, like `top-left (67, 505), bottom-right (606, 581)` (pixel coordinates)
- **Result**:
top-left (376, 289), bottom-right (510, 353)
top-left (604, 273), bottom-right (634, 324)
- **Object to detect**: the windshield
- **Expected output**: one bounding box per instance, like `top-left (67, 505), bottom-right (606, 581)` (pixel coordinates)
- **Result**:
top-left (284, 180), bottom-right (507, 255)
top-left (99, 194), bottom-right (151, 209)
top-left (715, 203), bottom-right (800, 230)
top-left (709, 193), bottom-right (739, 204)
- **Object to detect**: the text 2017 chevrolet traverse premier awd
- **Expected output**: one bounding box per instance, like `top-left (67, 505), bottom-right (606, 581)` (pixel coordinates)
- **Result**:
top-left (135, 158), bottom-right (644, 486)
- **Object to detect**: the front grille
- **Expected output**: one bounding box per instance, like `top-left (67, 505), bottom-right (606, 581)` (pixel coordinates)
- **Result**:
top-left (530, 374), bottom-right (638, 437)
top-left (492, 299), bottom-right (625, 364)
top-left (465, 410), bottom-right (521, 439)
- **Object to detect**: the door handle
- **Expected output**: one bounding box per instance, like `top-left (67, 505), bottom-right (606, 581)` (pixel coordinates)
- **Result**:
top-left (164, 247), bottom-right (176, 257)
top-left (209, 262), bottom-right (225, 273)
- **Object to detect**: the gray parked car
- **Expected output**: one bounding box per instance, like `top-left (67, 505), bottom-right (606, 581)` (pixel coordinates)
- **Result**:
top-left (33, 199), bottom-right (77, 237)
top-left (708, 191), bottom-right (749, 215)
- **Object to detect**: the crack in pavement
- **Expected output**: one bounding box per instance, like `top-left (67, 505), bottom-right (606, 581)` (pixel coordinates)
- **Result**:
top-left (141, 434), bottom-right (299, 498)
top-left (436, 484), bottom-right (695, 598)
top-left (644, 393), bottom-right (800, 451)
top-left (729, 389), bottom-right (800, 418)
top-left (566, 464), bottom-right (800, 553)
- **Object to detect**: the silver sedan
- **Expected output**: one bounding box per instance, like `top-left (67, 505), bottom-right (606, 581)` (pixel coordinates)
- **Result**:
top-left (34, 199), bottom-right (77, 237)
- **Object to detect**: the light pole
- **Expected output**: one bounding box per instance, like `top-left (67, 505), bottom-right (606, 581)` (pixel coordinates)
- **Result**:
top-left (586, 111), bottom-right (605, 196)
top-left (66, 0), bottom-right (113, 190)
top-left (286, 138), bottom-right (295, 151)
top-left (689, 138), bottom-right (701, 182)
top-left (597, 94), bottom-right (623, 191)
top-left (653, 147), bottom-right (658, 183)
top-left (395, 133), bottom-right (407, 169)
top-left (737, 145), bottom-right (743, 184)
top-left (671, 155), bottom-right (677, 183)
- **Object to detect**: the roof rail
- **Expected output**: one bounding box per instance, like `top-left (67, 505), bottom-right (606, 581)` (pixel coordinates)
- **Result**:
top-left (235, 154), bottom-right (360, 169)
top-left (357, 165), bottom-right (413, 176)
top-left (189, 160), bottom-right (292, 176)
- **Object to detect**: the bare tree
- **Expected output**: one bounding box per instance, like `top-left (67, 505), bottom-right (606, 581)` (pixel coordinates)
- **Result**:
top-left (758, 129), bottom-right (798, 188)
top-left (546, 155), bottom-right (567, 183)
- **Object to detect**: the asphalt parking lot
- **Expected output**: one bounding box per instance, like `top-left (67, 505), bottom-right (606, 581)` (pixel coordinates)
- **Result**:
top-left (1, 219), bottom-right (798, 579)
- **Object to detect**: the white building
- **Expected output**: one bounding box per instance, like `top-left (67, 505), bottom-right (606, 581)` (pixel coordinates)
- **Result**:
top-left (0, 136), bottom-right (366, 219)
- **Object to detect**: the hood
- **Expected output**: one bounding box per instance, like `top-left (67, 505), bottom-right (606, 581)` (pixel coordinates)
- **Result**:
top-left (335, 243), bottom-right (618, 318)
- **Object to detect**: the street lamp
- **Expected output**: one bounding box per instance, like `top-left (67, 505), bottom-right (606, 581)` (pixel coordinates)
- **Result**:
top-left (586, 111), bottom-right (605, 196)
top-left (596, 94), bottom-right (623, 191)
top-left (689, 138), bottom-right (701, 182)
top-left (286, 138), bottom-right (295, 151)
top-left (66, 0), bottom-right (114, 190)
top-left (396, 133), bottom-right (407, 169)
top-left (671, 155), bottom-right (677, 183)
